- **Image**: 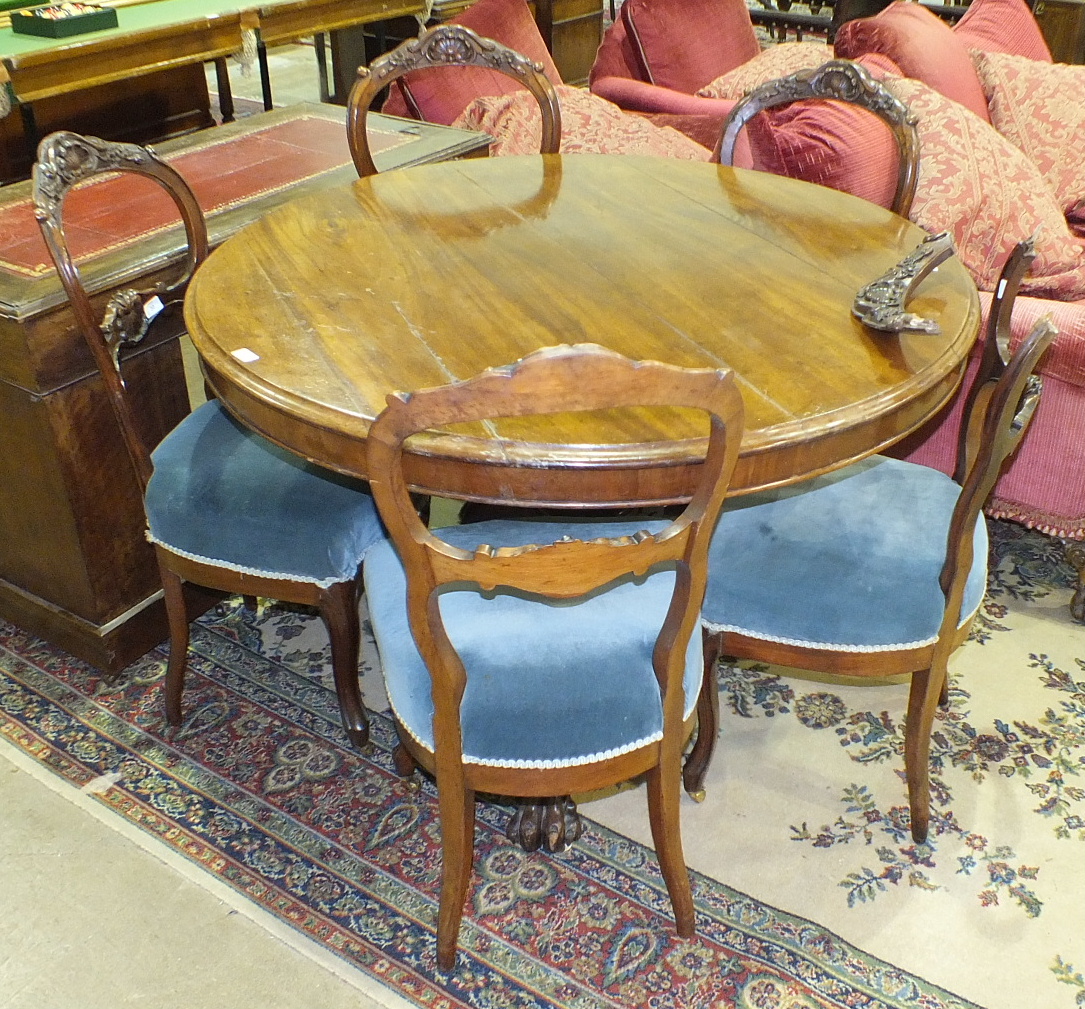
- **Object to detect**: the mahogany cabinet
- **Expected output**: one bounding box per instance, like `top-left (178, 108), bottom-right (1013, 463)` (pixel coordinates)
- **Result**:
top-left (0, 104), bottom-right (488, 673)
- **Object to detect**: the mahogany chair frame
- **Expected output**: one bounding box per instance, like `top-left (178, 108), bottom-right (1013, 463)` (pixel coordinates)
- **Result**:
top-left (685, 240), bottom-right (1055, 843)
top-left (346, 23), bottom-right (563, 177)
top-left (32, 131), bottom-right (370, 748)
top-left (366, 343), bottom-right (745, 970)
top-left (714, 58), bottom-right (921, 218)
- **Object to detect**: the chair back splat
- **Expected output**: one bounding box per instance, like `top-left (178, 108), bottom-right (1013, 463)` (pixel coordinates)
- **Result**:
top-left (692, 239), bottom-right (1054, 845)
top-left (363, 343), bottom-right (745, 970)
top-left (347, 23), bottom-right (562, 176)
top-left (715, 58), bottom-right (920, 217)
top-left (33, 131), bottom-right (208, 490)
top-left (32, 131), bottom-right (383, 752)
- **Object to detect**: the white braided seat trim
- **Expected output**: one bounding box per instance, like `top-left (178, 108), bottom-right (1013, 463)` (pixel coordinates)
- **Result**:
top-left (701, 600), bottom-right (982, 653)
top-left (389, 698), bottom-right (663, 769)
top-left (147, 533), bottom-right (349, 589)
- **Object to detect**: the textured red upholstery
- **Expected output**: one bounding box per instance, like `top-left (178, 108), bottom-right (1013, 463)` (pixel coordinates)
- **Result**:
top-left (591, 76), bottom-right (740, 115)
top-left (954, 0), bottom-right (1052, 62)
top-left (588, 9), bottom-right (642, 85)
top-left (620, 0), bottom-right (760, 95)
top-left (891, 291), bottom-right (1085, 538)
top-left (380, 0), bottom-right (562, 126)
top-left (452, 85), bottom-right (714, 158)
top-left (742, 59), bottom-right (900, 211)
top-left (834, 2), bottom-right (991, 122)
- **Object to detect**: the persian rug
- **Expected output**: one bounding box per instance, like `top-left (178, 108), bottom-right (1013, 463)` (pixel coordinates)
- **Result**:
top-left (0, 520), bottom-right (1082, 1009)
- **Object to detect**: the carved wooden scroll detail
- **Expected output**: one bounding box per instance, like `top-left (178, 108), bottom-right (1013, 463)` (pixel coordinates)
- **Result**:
top-left (347, 24), bottom-right (562, 176)
top-left (33, 131), bottom-right (208, 373)
top-left (852, 232), bottom-right (956, 334)
top-left (716, 59), bottom-right (921, 218)
top-left (369, 23), bottom-right (546, 86)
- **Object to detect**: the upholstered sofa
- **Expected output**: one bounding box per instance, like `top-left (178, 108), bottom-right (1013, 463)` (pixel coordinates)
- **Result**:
top-left (664, 0), bottom-right (1085, 612)
top-left (587, 0), bottom-right (762, 121)
top-left (827, 0), bottom-right (1085, 609)
top-left (377, 0), bottom-right (725, 155)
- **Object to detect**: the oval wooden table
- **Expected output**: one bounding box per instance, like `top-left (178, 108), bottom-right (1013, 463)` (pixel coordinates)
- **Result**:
top-left (184, 153), bottom-right (981, 852)
top-left (185, 153), bottom-right (981, 506)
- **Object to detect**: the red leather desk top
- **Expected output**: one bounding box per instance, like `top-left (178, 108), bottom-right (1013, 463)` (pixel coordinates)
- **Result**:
top-left (0, 114), bottom-right (408, 279)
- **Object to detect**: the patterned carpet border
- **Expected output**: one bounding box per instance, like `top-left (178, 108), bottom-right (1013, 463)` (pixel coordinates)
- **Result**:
top-left (0, 605), bottom-right (981, 1009)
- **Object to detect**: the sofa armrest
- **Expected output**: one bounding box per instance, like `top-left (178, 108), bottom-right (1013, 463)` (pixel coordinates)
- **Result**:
top-left (987, 291), bottom-right (1085, 388)
top-left (590, 76), bottom-right (739, 116)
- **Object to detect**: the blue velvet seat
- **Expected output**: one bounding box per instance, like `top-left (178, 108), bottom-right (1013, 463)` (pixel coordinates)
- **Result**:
top-left (362, 343), bottom-right (745, 971)
top-left (32, 131), bottom-right (383, 748)
top-left (147, 400), bottom-right (381, 588)
top-left (364, 518), bottom-right (702, 768)
top-left (703, 456), bottom-right (987, 652)
top-left (688, 242), bottom-right (1056, 845)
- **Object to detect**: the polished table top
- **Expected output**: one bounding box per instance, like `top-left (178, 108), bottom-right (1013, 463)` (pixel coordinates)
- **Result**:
top-left (184, 153), bottom-right (981, 507)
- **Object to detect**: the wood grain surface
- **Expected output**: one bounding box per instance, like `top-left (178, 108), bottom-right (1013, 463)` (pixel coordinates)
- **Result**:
top-left (185, 153), bottom-right (982, 507)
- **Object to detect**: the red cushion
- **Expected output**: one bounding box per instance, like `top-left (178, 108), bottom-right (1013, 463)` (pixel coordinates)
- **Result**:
top-left (588, 13), bottom-right (643, 85)
top-left (834, 1), bottom-right (991, 123)
top-left (381, 0), bottom-right (563, 127)
top-left (886, 74), bottom-right (1085, 299)
top-left (452, 85), bottom-right (713, 159)
top-left (741, 56), bottom-right (902, 211)
top-left (954, 0), bottom-right (1052, 62)
top-left (972, 51), bottom-right (1085, 220)
top-left (697, 41), bottom-right (833, 99)
top-left (620, 0), bottom-right (760, 95)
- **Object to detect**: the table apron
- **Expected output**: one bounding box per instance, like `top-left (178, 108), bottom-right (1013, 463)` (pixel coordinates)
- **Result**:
top-left (204, 356), bottom-right (968, 507)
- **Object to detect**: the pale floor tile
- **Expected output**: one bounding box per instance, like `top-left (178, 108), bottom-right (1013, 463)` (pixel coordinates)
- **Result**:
top-left (206, 42), bottom-right (325, 109)
top-left (0, 747), bottom-right (409, 1009)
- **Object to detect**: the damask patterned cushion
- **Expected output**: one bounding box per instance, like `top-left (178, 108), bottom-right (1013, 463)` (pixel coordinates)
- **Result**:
top-left (834, 1), bottom-right (992, 122)
top-left (696, 42), bottom-right (832, 99)
top-left (452, 85), bottom-right (713, 159)
top-left (885, 75), bottom-right (1085, 299)
top-left (621, 0), bottom-right (760, 94)
top-left (954, 0), bottom-right (1052, 62)
top-left (972, 51), bottom-right (1085, 223)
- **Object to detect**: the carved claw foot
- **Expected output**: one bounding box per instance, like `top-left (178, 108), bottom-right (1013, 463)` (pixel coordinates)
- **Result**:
top-left (506, 797), bottom-right (582, 852)
top-left (1066, 542), bottom-right (1085, 623)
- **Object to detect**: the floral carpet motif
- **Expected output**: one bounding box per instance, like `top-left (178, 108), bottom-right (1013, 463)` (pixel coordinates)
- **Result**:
top-left (0, 520), bottom-right (1081, 1007)
top-left (694, 520), bottom-right (1085, 1008)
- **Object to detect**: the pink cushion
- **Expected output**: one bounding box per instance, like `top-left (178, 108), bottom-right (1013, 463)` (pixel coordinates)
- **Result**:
top-left (740, 56), bottom-right (901, 211)
top-left (588, 14), bottom-right (642, 85)
top-left (834, 2), bottom-right (992, 123)
top-left (382, 0), bottom-right (563, 127)
top-left (954, 0), bottom-right (1052, 62)
top-left (972, 51), bottom-right (1085, 222)
top-left (641, 110), bottom-right (745, 160)
top-left (697, 42), bottom-right (833, 99)
top-left (452, 85), bottom-right (713, 159)
top-left (620, 0), bottom-right (760, 95)
top-left (590, 75), bottom-right (743, 116)
top-left (885, 75), bottom-right (1085, 299)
